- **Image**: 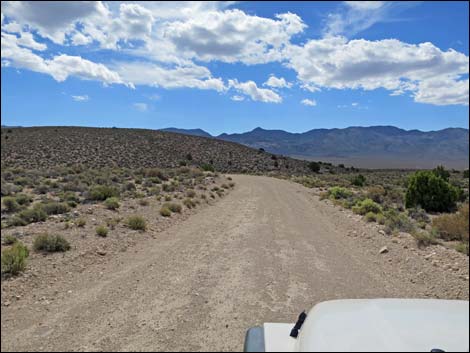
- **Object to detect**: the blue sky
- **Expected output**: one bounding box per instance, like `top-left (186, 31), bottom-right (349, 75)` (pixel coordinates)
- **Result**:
top-left (1, 1), bottom-right (469, 135)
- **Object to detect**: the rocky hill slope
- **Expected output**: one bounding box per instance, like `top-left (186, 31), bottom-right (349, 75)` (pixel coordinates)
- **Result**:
top-left (0, 126), bottom-right (310, 174)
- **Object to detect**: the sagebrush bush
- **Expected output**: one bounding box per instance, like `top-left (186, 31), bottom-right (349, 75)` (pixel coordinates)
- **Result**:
top-left (2, 197), bottom-right (20, 213)
top-left (407, 206), bottom-right (430, 223)
top-left (308, 161), bottom-right (320, 173)
top-left (41, 201), bottom-right (70, 215)
top-left (76, 218), bottom-right (86, 227)
top-left (15, 193), bottom-right (32, 206)
top-left (104, 197), bottom-right (120, 210)
top-left (405, 171), bottom-right (459, 212)
top-left (88, 185), bottom-right (119, 201)
top-left (201, 163), bottom-right (215, 172)
top-left (432, 204), bottom-right (469, 242)
top-left (160, 207), bottom-right (171, 217)
top-left (126, 216), bottom-right (147, 231)
top-left (352, 199), bottom-right (382, 215)
top-left (367, 186), bottom-right (386, 203)
top-left (33, 234), bottom-right (70, 253)
top-left (3, 234), bottom-right (18, 245)
top-left (383, 209), bottom-right (414, 234)
top-left (96, 225), bottom-right (109, 237)
top-left (1, 242), bottom-right (29, 275)
top-left (163, 202), bottom-right (182, 213)
top-left (412, 230), bottom-right (439, 248)
top-left (17, 206), bottom-right (47, 224)
top-left (364, 212), bottom-right (377, 222)
top-left (183, 198), bottom-right (196, 209)
top-left (328, 187), bottom-right (353, 200)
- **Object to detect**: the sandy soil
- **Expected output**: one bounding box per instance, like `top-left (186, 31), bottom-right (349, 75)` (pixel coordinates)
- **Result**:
top-left (1, 175), bottom-right (468, 352)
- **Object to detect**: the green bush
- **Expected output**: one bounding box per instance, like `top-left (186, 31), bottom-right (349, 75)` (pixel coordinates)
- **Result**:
top-left (104, 197), bottom-right (120, 210)
top-left (126, 216), bottom-right (147, 231)
top-left (41, 201), bottom-right (70, 215)
top-left (96, 225), bottom-right (109, 237)
top-left (201, 163), bottom-right (215, 172)
top-left (3, 234), bottom-right (18, 245)
top-left (432, 165), bottom-right (450, 181)
top-left (308, 162), bottom-right (321, 173)
top-left (351, 174), bottom-right (366, 187)
top-left (163, 202), bottom-right (182, 213)
top-left (76, 218), bottom-right (86, 227)
top-left (160, 207), bottom-right (171, 217)
top-left (2, 197), bottom-right (20, 212)
top-left (17, 206), bottom-right (48, 224)
top-left (464, 170), bottom-right (469, 178)
top-left (15, 193), bottom-right (32, 206)
top-left (183, 198), bottom-right (196, 209)
top-left (33, 234), bottom-right (71, 253)
top-left (383, 209), bottom-right (414, 233)
top-left (328, 187), bottom-right (353, 200)
top-left (405, 171), bottom-right (459, 212)
top-left (88, 185), bottom-right (119, 201)
top-left (412, 230), bottom-right (439, 248)
top-left (1, 242), bottom-right (29, 275)
top-left (364, 212), bottom-right (378, 222)
top-left (352, 199), bottom-right (382, 215)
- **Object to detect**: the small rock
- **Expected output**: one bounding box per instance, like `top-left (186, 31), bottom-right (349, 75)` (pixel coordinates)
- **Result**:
top-left (379, 230), bottom-right (386, 236)
top-left (97, 250), bottom-right (107, 256)
top-left (392, 239), bottom-right (399, 244)
top-left (379, 246), bottom-right (388, 254)
top-left (4, 301), bottom-right (11, 307)
top-left (424, 254), bottom-right (433, 260)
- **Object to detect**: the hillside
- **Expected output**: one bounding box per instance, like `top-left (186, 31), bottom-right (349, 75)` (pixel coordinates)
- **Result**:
top-left (0, 126), bottom-right (310, 174)
top-left (160, 128), bottom-right (212, 138)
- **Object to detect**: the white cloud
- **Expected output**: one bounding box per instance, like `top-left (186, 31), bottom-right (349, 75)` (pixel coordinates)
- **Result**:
top-left (164, 9), bottom-right (306, 64)
top-left (264, 75), bottom-right (292, 88)
top-left (344, 1), bottom-right (385, 11)
top-left (287, 37), bottom-right (469, 106)
top-left (133, 102), bottom-right (148, 112)
top-left (115, 61), bottom-right (225, 92)
top-left (228, 79), bottom-right (282, 103)
top-left (231, 95), bottom-right (245, 101)
top-left (351, 102), bottom-right (359, 106)
top-left (301, 98), bottom-right (317, 106)
top-left (414, 78), bottom-right (469, 106)
top-left (72, 95), bottom-right (89, 102)
top-left (71, 32), bottom-right (92, 46)
top-left (1, 32), bottom-right (129, 87)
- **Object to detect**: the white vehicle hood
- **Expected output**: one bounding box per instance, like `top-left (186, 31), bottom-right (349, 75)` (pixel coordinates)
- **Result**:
top-left (264, 299), bottom-right (469, 352)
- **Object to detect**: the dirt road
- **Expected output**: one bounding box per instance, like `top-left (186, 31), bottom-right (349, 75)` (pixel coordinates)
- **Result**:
top-left (1, 175), bottom-right (468, 351)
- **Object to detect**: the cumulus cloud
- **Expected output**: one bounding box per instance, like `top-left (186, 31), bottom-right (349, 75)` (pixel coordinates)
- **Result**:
top-left (287, 37), bottom-right (469, 105)
top-left (133, 102), bottom-right (148, 112)
top-left (72, 95), bottom-right (89, 102)
top-left (115, 61), bottom-right (225, 92)
top-left (164, 9), bottom-right (306, 64)
top-left (301, 98), bottom-right (317, 106)
top-left (264, 75), bottom-right (292, 89)
top-left (228, 79), bottom-right (282, 103)
top-left (1, 32), bottom-right (129, 87)
top-left (231, 95), bottom-right (245, 101)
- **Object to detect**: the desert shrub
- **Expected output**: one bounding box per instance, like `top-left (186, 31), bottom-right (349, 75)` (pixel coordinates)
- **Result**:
top-left (2, 197), bottom-right (20, 213)
top-left (186, 190), bottom-right (196, 198)
top-left (76, 218), bottom-right (86, 227)
top-left (221, 184), bottom-right (229, 189)
top-left (164, 195), bottom-right (172, 201)
top-left (201, 163), bottom-right (215, 172)
top-left (351, 174), bottom-right (366, 187)
top-left (15, 193), bottom-right (32, 206)
top-left (61, 191), bottom-right (79, 203)
top-left (432, 165), bottom-right (450, 181)
top-left (34, 184), bottom-right (50, 194)
top-left (160, 207), bottom-right (171, 217)
top-left (17, 206), bottom-right (47, 224)
top-left (3, 234), bottom-right (18, 245)
top-left (352, 199), bottom-right (382, 215)
top-left (33, 234), bottom-right (71, 253)
top-left (432, 204), bottom-right (469, 242)
top-left (376, 213), bottom-right (385, 225)
top-left (138, 199), bottom-right (149, 206)
top-left (104, 197), bottom-right (120, 210)
top-left (229, 182), bottom-right (235, 188)
top-left (407, 206), bottom-right (430, 223)
top-left (328, 186), bottom-right (353, 200)
top-left (163, 202), bottom-right (182, 213)
top-left (412, 230), bottom-right (439, 248)
top-left (455, 242), bottom-right (469, 256)
top-left (364, 212), bottom-right (377, 222)
top-left (126, 216), bottom-right (147, 231)
top-left (367, 186), bottom-right (386, 203)
top-left (144, 168), bottom-right (167, 180)
top-left (383, 209), bottom-right (414, 233)
top-left (464, 170), bottom-right (469, 179)
top-left (1, 242), bottom-right (29, 275)
top-left (13, 177), bottom-right (30, 186)
top-left (123, 182), bottom-right (136, 192)
top-left (41, 201), bottom-right (70, 215)
top-left (308, 162), bottom-right (320, 173)
top-left (88, 185), bottom-right (119, 201)
top-left (183, 198), bottom-right (196, 209)
top-left (405, 171), bottom-right (459, 212)
top-left (96, 225), bottom-right (109, 237)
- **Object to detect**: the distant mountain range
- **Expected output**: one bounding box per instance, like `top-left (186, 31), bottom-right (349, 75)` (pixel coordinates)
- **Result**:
top-left (161, 126), bottom-right (469, 169)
